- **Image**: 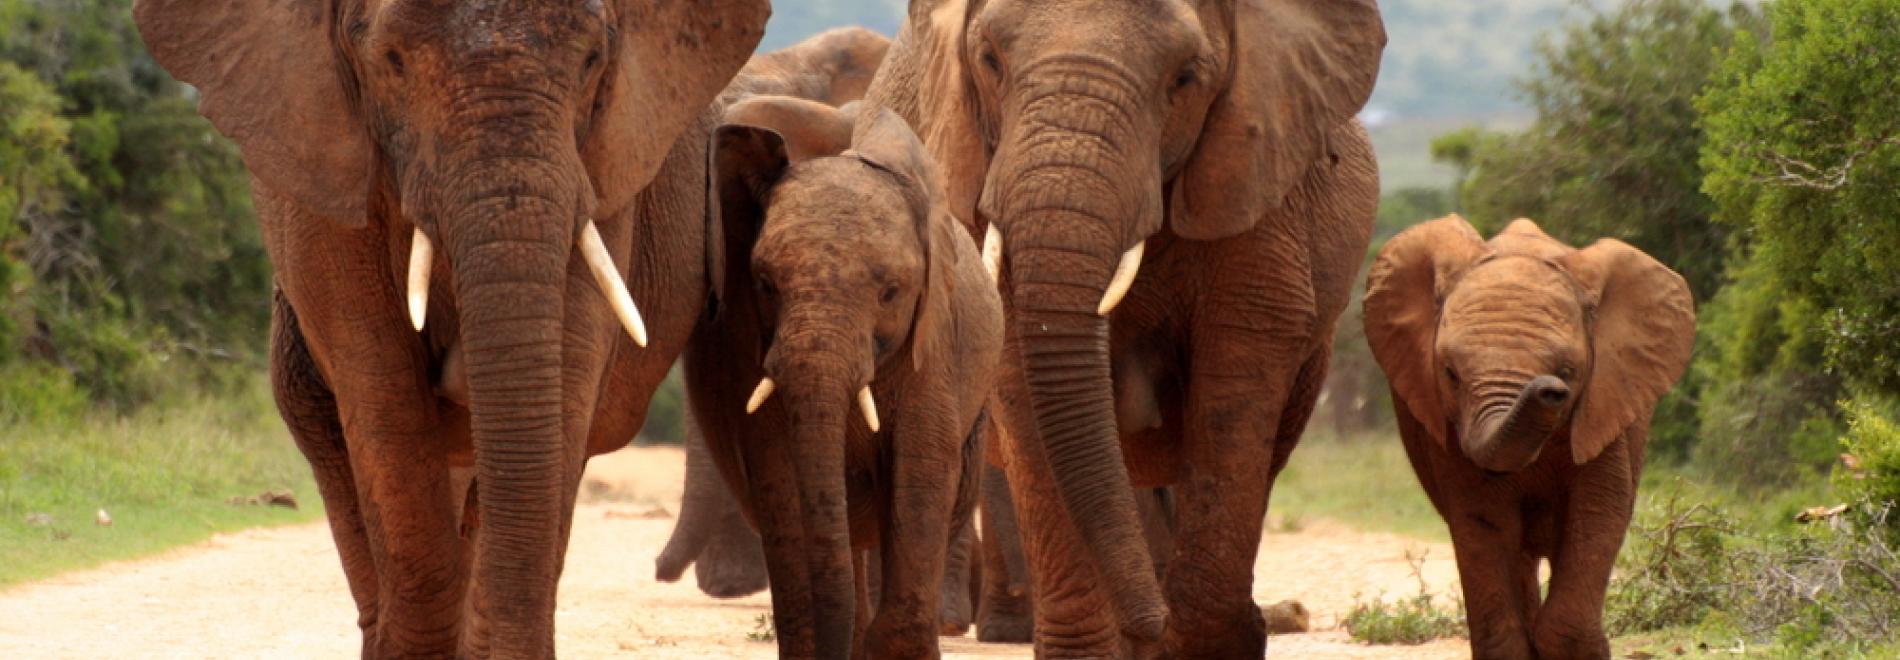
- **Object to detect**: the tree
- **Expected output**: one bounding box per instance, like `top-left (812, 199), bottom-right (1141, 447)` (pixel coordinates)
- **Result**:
top-left (1700, 0), bottom-right (1900, 397)
top-left (1453, 0), bottom-right (1764, 301)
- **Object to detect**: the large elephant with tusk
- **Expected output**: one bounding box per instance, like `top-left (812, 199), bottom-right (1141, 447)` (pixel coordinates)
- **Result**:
top-left (136, 0), bottom-right (769, 656)
top-left (849, 0), bottom-right (1386, 655)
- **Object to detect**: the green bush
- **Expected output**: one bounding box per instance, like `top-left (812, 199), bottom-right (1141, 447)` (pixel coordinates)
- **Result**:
top-left (1343, 592), bottom-right (1466, 645)
top-left (1837, 400), bottom-right (1900, 542)
top-left (1607, 491), bottom-right (1740, 635)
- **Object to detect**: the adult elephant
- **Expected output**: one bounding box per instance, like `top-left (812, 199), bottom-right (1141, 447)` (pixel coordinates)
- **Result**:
top-left (856, 0), bottom-right (1386, 655)
top-left (135, 0), bottom-right (766, 656)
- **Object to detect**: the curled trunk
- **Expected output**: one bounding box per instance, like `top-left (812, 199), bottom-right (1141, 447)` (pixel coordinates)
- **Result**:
top-left (1461, 375), bottom-right (1570, 473)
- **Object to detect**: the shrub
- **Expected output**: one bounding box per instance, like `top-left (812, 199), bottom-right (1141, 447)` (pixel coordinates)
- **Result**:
top-left (1343, 550), bottom-right (1466, 645)
top-left (1606, 490), bottom-right (1740, 635)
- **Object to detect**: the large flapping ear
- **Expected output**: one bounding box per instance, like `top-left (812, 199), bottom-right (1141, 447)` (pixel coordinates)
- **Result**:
top-left (849, 108), bottom-right (955, 372)
top-left (1560, 240), bottom-right (1696, 464)
top-left (722, 95), bottom-right (855, 162)
top-left (1362, 215), bottom-right (1487, 450)
top-left (1169, 0), bottom-right (1385, 240)
top-left (907, 0), bottom-right (989, 229)
top-left (705, 125), bottom-right (790, 318)
top-left (590, 0), bottom-right (771, 217)
top-left (134, 0), bottom-right (372, 223)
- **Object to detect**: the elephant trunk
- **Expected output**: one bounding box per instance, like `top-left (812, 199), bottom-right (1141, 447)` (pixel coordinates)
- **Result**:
top-left (439, 110), bottom-right (587, 657)
top-left (772, 317), bottom-right (863, 659)
top-left (990, 82), bottom-right (1167, 637)
top-left (1462, 375), bottom-right (1571, 473)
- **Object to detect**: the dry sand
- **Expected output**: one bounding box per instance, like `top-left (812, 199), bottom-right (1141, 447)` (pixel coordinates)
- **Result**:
top-left (0, 446), bottom-right (1468, 658)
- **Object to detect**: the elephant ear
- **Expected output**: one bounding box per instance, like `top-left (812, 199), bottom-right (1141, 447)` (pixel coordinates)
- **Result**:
top-left (1363, 215), bottom-right (1486, 451)
top-left (1169, 0), bottom-right (1385, 240)
top-left (850, 107), bottom-right (955, 373)
top-left (722, 95), bottom-right (856, 163)
top-left (590, 0), bottom-right (771, 218)
top-left (1561, 239), bottom-right (1696, 464)
top-left (134, 0), bottom-right (372, 223)
top-left (705, 125), bottom-right (790, 319)
top-left (907, 0), bottom-right (989, 229)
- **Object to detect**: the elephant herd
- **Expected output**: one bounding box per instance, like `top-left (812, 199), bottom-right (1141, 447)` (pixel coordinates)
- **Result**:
top-left (132, 0), bottom-right (1695, 657)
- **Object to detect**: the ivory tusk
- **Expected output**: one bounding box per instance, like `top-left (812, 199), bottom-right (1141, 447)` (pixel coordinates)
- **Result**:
top-left (981, 224), bottom-right (1003, 283)
top-left (579, 221), bottom-right (649, 347)
top-left (746, 377), bottom-right (776, 414)
top-left (1097, 241), bottom-right (1145, 316)
top-left (857, 386), bottom-right (881, 433)
top-left (407, 228), bottom-right (433, 332)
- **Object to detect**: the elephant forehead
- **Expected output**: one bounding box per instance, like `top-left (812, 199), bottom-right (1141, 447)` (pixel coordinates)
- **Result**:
top-left (757, 173), bottom-right (920, 281)
top-left (1440, 259), bottom-right (1587, 342)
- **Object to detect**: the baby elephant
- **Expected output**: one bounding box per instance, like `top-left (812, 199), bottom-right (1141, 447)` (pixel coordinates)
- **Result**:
top-left (689, 96), bottom-right (1003, 659)
top-left (1364, 216), bottom-right (1694, 660)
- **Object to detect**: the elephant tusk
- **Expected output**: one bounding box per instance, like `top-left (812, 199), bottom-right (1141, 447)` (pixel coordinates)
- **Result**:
top-left (857, 386), bottom-right (881, 433)
top-left (1097, 241), bottom-right (1145, 316)
top-left (981, 223), bottom-right (1003, 284)
top-left (406, 228), bottom-right (432, 332)
top-left (745, 377), bottom-right (776, 414)
top-left (580, 220), bottom-right (649, 348)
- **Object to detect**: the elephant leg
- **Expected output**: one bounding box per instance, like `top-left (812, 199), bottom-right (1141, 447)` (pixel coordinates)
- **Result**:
top-left (270, 292), bottom-right (381, 647)
top-left (1448, 499), bottom-right (1536, 660)
top-left (976, 462), bottom-right (1035, 643)
top-left (866, 409), bottom-right (965, 658)
top-left (657, 415), bottom-right (769, 598)
top-left (938, 516), bottom-right (978, 636)
top-left (742, 431), bottom-right (822, 657)
top-left (1135, 488), bottom-right (1175, 583)
top-left (1534, 441), bottom-right (1636, 660)
top-left (991, 372), bottom-right (1128, 658)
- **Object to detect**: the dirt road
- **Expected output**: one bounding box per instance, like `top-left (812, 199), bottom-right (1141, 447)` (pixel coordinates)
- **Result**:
top-left (0, 447), bottom-right (1468, 658)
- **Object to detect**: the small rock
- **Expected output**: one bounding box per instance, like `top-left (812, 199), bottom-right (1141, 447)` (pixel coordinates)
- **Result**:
top-left (95, 509), bottom-right (113, 527)
top-left (1261, 599), bottom-right (1309, 635)
top-left (24, 512), bottom-right (52, 526)
top-left (262, 490), bottom-right (299, 509)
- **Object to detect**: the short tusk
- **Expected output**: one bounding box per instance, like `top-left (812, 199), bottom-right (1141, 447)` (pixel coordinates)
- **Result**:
top-left (406, 228), bottom-right (432, 332)
top-left (1097, 241), bottom-right (1145, 316)
top-left (579, 220), bottom-right (649, 348)
top-left (746, 377), bottom-right (776, 414)
top-left (981, 224), bottom-right (1003, 283)
top-left (857, 386), bottom-right (881, 433)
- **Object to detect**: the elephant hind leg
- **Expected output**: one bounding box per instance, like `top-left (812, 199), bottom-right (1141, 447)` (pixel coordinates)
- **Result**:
top-left (270, 291), bottom-right (381, 642)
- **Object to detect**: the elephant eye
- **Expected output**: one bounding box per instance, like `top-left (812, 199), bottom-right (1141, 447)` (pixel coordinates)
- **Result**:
top-left (1556, 365), bottom-right (1576, 380)
top-left (385, 50), bottom-right (405, 76)
top-left (1171, 67), bottom-right (1196, 92)
top-left (583, 49), bottom-right (602, 72)
top-left (1444, 366), bottom-right (1459, 384)
top-left (756, 275), bottom-right (777, 298)
top-left (880, 284), bottom-right (900, 305)
top-left (980, 51), bottom-right (1001, 74)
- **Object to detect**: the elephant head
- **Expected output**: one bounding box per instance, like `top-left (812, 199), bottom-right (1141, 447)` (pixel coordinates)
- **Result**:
top-left (1364, 216), bottom-right (1696, 472)
top-left (135, 0), bottom-right (766, 652)
top-left (899, 0), bottom-right (1384, 633)
top-left (708, 97), bottom-right (960, 651)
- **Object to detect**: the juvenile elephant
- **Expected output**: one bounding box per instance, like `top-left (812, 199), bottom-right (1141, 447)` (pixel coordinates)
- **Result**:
top-left (135, 0), bottom-right (767, 655)
top-left (654, 26), bottom-right (894, 603)
top-left (689, 97), bottom-right (1004, 658)
top-left (1364, 216), bottom-right (1696, 659)
top-left (854, 0), bottom-right (1386, 654)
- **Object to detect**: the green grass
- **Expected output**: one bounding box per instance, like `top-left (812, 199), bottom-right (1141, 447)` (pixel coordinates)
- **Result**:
top-left (0, 377), bottom-right (319, 587)
top-left (1273, 433), bottom-right (1449, 542)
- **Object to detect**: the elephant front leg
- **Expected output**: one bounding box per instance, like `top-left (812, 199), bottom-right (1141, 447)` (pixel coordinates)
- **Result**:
top-left (867, 403), bottom-right (964, 658)
top-left (938, 516), bottom-right (979, 636)
top-left (976, 462), bottom-right (1036, 643)
top-left (1446, 494), bottom-right (1537, 660)
top-left (270, 293), bottom-right (382, 645)
top-left (1534, 440), bottom-right (1637, 660)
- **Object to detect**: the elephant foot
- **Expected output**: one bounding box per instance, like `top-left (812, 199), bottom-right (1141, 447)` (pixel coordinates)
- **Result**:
top-left (693, 530), bottom-right (769, 599)
top-left (1533, 624), bottom-right (1610, 660)
top-left (975, 595), bottom-right (1033, 643)
top-left (939, 584), bottom-right (975, 636)
top-left (1164, 606), bottom-right (1265, 658)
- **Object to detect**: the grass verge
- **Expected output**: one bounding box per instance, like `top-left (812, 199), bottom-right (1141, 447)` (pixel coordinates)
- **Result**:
top-left (1272, 434), bottom-right (1448, 542)
top-left (0, 377), bottom-right (319, 587)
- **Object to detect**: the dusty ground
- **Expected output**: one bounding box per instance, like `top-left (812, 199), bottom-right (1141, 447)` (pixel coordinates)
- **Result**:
top-left (0, 446), bottom-right (1468, 658)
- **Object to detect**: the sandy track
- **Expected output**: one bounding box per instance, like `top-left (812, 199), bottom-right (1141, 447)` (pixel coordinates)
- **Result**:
top-left (0, 447), bottom-right (1468, 658)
